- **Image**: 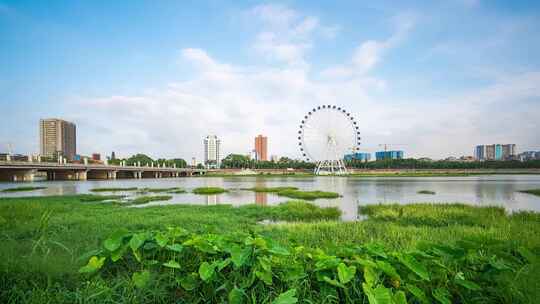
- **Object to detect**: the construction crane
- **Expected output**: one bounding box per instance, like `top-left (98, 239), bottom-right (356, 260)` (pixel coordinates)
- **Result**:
top-left (378, 143), bottom-right (407, 152)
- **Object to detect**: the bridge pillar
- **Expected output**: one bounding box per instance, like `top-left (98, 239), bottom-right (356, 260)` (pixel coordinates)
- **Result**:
top-left (75, 170), bottom-right (87, 180)
top-left (0, 169), bottom-right (36, 182)
top-left (108, 171), bottom-right (117, 179)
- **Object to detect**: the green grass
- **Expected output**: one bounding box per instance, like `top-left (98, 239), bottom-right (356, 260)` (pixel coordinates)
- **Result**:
top-left (78, 194), bottom-right (126, 202)
top-left (519, 189), bottom-right (540, 196)
top-left (89, 187), bottom-right (138, 192)
top-left (0, 186), bottom-right (47, 192)
top-left (243, 186), bottom-right (299, 192)
top-left (128, 195), bottom-right (173, 205)
top-left (136, 187), bottom-right (184, 194)
top-left (417, 190), bottom-right (436, 195)
top-left (192, 187), bottom-right (228, 194)
top-left (0, 195), bottom-right (538, 303)
top-left (276, 189), bottom-right (341, 200)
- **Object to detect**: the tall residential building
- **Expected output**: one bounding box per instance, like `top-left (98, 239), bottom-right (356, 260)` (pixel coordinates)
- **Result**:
top-left (475, 144), bottom-right (516, 160)
top-left (254, 135), bottom-right (268, 161)
top-left (375, 150), bottom-right (404, 161)
top-left (39, 118), bottom-right (76, 160)
top-left (204, 135), bottom-right (221, 169)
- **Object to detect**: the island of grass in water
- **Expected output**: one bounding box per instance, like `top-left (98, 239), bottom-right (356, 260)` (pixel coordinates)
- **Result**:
top-left (192, 187), bottom-right (228, 194)
top-left (1, 186), bottom-right (47, 192)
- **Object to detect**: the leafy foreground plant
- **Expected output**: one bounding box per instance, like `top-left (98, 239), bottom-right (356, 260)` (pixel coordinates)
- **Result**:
top-left (276, 189), bottom-right (340, 200)
top-left (80, 227), bottom-right (534, 303)
top-left (0, 186), bottom-right (47, 192)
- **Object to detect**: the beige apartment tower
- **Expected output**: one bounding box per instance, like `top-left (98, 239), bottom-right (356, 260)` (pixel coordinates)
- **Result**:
top-left (254, 135), bottom-right (268, 161)
top-left (39, 118), bottom-right (76, 160)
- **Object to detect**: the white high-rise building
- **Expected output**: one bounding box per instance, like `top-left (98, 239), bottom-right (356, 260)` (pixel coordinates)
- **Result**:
top-left (204, 135), bottom-right (221, 169)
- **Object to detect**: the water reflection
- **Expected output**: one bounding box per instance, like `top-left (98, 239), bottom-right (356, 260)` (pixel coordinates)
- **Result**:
top-left (1, 175), bottom-right (540, 220)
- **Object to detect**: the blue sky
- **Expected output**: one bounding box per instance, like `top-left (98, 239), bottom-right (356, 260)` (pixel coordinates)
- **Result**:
top-left (1, 0), bottom-right (539, 160)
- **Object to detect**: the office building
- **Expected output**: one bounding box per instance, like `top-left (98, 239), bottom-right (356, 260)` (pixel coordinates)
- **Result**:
top-left (254, 135), bottom-right (268, 161)
top-left (39, 118), bottom-right (76, 160)
top-left (375, 150), bottom-right (403, 161)
top-left (92, 153), bottom-right (101, 161)
top-left (204, 135), bottom-right (221, 169)
top-left (344, 152), bottom-right (371, 162)
top-left (475, 144), bottom-right (516, 160)
top-left (518, 151), bottom-right (540, 161)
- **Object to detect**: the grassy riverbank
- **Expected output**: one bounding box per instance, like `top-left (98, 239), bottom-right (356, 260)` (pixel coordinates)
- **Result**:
top-left (0, 186), bottom-right (47, 192)
top-left (0, 195), bottom-right (538, 303)
top-left (519, 189), bottom-right (540, 196)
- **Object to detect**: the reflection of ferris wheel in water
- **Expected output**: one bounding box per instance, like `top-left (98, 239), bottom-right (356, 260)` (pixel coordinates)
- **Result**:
top-left (298, 105), bottom-right (361, 175)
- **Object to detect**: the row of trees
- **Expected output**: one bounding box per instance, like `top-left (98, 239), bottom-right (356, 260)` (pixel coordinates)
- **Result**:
top-left (103, 153), bottom-right (540, 170)
top-left (220, 154), bottom-right (315, 169)
top-left (346, 158), bottom-right (540, 169)
top-left (109, 154), bottom-right (192, 168)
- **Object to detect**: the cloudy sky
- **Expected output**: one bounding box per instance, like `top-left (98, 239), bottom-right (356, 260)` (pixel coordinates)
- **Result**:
top-left (1, 0), bottom-right (539, 161)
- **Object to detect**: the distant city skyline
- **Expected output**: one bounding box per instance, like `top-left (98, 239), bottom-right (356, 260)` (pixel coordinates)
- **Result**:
top-left (1, 1), bottom-right (539, 160)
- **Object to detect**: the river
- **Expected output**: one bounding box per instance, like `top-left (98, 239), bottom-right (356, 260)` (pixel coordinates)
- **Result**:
top-left (1, 175), bottom-right (540, 221)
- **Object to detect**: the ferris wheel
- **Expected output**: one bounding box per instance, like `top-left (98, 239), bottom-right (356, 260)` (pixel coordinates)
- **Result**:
top-left (298, 105), bottom-right (361, 175)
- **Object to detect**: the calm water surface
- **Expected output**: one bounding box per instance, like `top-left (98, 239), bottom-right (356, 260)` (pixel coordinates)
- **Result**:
top-left (1, 175), bottom-right (540, 221)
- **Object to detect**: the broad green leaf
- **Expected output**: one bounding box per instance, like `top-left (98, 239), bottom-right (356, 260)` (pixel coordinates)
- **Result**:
top-left (365, 243), bottom-right (388, 258)
top-left (255, 269), bottom-right (273, 285)
top-left (103, 228), bottom-right (128, 252)
top-left (393, 291), bottom-right (408, 304)
top-left (163, 260), bottom-right (181, 269)
top-left (489, 257), bottom-right (511, 270)
top-left (363, 266), bottom-right (379, 287)
top-left (354, 257), bottom-right (377, 268)
top-left (176, 273), bottom-right (198, 290)
top-left (362, 283), bottom-right (392, 304)
top-left (282, 265), bottom-right (306, 282)
top-left (230, 245), bottom-right (250, 268)
top-left (337, 263), bottom-right (356, 284)
top-left (132, 270), bottom-right (150, 288)
top-left (432, 288), bottom-right (451, 304)
top-left (268, 245), bottom-right (290, 256)
top-left (155, 232), bottom-right (168, 247)
top-left (79, 256), bottom-right (106, 274)
top-left (517, 246), bottom-right (536, 263)
top-left (228, 288), bottom-right (245, 304)
top-left (315, 256), bottom-right (340, 271)
top-left (376, 260), bottom-right (400, 280)
top-left (110, 243), bottom-right (128, 262)
top-left (405, 284), bottom-right (429, 304)
top-left (258, 256), bottom-right (272, 272)
top-left (272, 289), bottom-right (298, 304)
top-left (199, 262), bottom-right (215, 282)
top-left (216, 258), bottom-right (232, 271)
top-left (398, 254), bottom-right (430, 281)
top-left (166, 243), bottom-right (183, 252)
top-left (129, 233), bottom-right (146, 252)
top-left (323, 276), bottom-right (345, 288)
top-left (246, 237), bottom-right (267, 249)
top-left (455, 279), bottom-right (481, 291)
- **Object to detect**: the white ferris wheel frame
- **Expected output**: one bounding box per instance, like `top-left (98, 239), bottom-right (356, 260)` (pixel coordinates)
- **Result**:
top-left (298, 105), bottom-right (361, 175)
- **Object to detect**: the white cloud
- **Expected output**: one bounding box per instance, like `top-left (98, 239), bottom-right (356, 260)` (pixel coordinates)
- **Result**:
top-left (248, 4), bottom-right (338, 67)
top-left (70, 6), bottom-right (539, 162)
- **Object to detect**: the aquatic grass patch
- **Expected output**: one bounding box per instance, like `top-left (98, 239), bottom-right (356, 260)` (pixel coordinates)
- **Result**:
top-left (243, 186), bottom-right (299, 192)
top-left (79, 194), bottom-right (126, 202)
top-left (519, 189), bottom-right (540, 196)
top-left (276, 189), bottom-right (341, 200)
top-left (238, 201), bottom-right (341, 222)
top-left (76, 227), bottom-right (534, 303)
top-left (136, 187), bottom-right (184, 194)
top-left (192, 187), bottom-right (228, 195)
top-left (417, 190), bottom-right (436, 195)
top-left (89, 187), bottom-right (138, 192)
top-left (0, 186), bottom-right (47, 192)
